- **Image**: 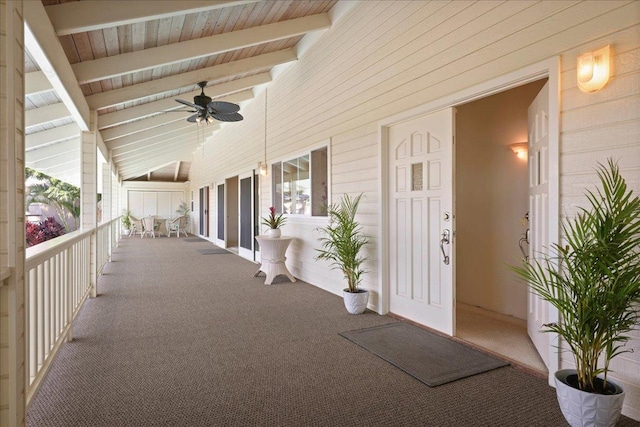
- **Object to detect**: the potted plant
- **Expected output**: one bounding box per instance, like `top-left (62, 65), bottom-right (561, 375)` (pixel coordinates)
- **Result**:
top-left (261, 206), bottom-right (286, 238)
top-left (315, 193), bottom-right (370, 314)
top-left (121, 209), bottom-right (132, 235)
top-left (511, 159), bottom-right (640, 427)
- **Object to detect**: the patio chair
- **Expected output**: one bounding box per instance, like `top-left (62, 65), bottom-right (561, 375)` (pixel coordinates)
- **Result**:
top-left (166, 216), bottom-right (180, 237)
top-left (167, 215), bottom-right (189, 237)
top-left (177, 215), bottom-right (189, 237)
top-left (141, 216), bottom-right (156, 238)
top-left (130, 216), bottom-right (143, 237)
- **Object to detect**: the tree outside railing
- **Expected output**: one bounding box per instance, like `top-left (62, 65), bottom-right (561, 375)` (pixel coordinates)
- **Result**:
top-left (26, 168), bottom-right (80, 233)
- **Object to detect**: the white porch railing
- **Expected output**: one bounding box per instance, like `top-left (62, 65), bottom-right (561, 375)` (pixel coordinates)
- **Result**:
top-left (97, 218), bottom-right (120, 275)
top-left (25, 217), bottom-right (121, 404)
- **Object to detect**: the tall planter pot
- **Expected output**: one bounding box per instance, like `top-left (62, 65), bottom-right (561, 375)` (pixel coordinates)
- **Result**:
top-left (554, 369), bottom-right (625, 427)
top-left (343, 289), bottom-right (369, 314)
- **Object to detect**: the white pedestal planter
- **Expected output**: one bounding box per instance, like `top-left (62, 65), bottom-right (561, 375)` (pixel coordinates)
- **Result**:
top-left (343, 289), bottom-right (369, 314)
top-left (554, 369), bottom-right (625, 427)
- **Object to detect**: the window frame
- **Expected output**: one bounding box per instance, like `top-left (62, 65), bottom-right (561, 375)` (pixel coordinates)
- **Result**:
top-left (270, 142), bottom-right (330, 219)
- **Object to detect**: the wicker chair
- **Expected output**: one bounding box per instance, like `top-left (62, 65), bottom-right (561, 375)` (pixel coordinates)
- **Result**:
top-left (141, 216), bottom-right (156, 238)
top-left (129, 216), bottom-right (143, 237)
top-left (167, 215), bottom-right (189, 237)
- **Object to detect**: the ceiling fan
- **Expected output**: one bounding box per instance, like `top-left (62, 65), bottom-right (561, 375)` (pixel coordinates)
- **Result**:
top-left (174, 81), bottom-right (243, 124)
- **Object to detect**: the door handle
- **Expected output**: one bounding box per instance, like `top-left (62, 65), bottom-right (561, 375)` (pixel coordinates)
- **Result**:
top-left (440, 229), bottom-right (450, 265)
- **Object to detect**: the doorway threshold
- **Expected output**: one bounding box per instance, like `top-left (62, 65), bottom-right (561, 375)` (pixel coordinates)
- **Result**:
top-left (456, 303), bottom-right (547, 374)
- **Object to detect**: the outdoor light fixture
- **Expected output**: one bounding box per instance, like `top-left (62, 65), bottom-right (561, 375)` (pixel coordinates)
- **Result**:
top-left (508, 142), bottom-right (528, 160)
top-left (577, 45), bottom-right (610, 93)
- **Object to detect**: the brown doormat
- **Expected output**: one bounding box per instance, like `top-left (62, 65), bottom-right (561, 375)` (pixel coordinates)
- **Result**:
top-left (340, 322), bottom-right (508, 386)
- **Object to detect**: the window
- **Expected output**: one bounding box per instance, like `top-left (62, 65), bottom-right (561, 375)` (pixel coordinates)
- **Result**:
top-left (272, 147), bottom-right (328, 216)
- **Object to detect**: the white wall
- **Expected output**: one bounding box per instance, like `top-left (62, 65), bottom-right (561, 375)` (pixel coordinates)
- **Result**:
top-left (121, 181), bottom-right (188, 219)
top-left (456, 80), bottom-right (546, 320)
top-left (187, 1), bottom-right (640, 418)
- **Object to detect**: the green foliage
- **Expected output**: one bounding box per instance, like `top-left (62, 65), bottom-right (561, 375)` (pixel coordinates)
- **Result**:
top-left (121, 209), bottom-right (132, 229)
top-left (511, 159), bottom-right (640, 393)
top-left (261, 206), bottom-right (286, 229)
top-left (26, 168), bottom-right (80, 232)
top-left (315, 193), bottom-right (369, 293)
top-left (176, 200), bottom-right (190, 219)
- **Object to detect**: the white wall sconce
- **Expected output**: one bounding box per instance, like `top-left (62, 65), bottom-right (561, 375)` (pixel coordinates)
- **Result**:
top-left (508, 142), bottom-right (528, 160)
top-left (577, 45), bottom-right (610, 93)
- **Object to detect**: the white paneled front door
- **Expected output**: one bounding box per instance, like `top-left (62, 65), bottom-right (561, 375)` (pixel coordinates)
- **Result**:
top-left (388, 108), bottom-right (455, 335)
top-left (527, 82), bottom-right (551, 369)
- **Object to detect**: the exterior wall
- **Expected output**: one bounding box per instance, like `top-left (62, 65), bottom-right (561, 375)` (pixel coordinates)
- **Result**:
top-left (0, 0), bottom-right (26, 425)
top-left (188, 0), bottom-right (640, 419)
top-left (120, 181), bottom-right (188, 229)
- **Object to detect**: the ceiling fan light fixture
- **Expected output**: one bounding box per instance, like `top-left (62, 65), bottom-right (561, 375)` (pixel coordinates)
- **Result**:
top-left (175, 81), bottom-right (243, 124)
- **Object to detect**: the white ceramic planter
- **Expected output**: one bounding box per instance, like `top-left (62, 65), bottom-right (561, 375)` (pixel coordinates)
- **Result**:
top-left (554, 369), bottom-right (625, 427)
top-left (343, 289), bottom-right (369, 314)
top-left (265, 228), bottom-right (281, 238)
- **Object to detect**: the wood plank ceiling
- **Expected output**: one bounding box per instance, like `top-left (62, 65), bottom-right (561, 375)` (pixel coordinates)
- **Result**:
top-left (24, 0), bottom-right (337, 185)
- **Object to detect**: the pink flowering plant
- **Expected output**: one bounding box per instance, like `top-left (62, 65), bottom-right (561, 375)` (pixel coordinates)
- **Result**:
top-left (261, 206), bottom-right (286, 229)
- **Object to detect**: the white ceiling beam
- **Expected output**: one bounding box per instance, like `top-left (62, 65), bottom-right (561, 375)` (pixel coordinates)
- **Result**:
top-left (26, 102), bottom-right (71, 128)
top-left (106, 121), bottom-right (194, 151)
top-left (111, 126), bottom-right (218, 158)
top-left (118, 149), bottom-right (197, 177)
top-left (24, 2), bottom-right (90, 131)
top-left (25, 71), bottom-right (53, 96)
top-left (34, 165), bottom-right (81, 187)
top-left (25, 138), bottom-right (79, 163)
top-left (101, 113), bottom-right (185, 142)
top-left (174, 162), bottom-right (181, 182)
top-left (114, 128), bottom-right (213, 160)
top-left (26, 149), bottom-right (80, 169)
top-left (45, 1), bottom-right (260, 36)
top-left (26, 123), bottom-right (81, 150)
top-left (73, 14), bottom-right (328, 84)
top-left (99, 89), bottom-right (254, 129)
top-left (86, 58), bottom-right (271, 110)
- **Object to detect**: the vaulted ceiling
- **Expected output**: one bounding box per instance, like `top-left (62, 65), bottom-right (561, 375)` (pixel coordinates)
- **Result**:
top-left (24, 0), bottom-right (337, 186)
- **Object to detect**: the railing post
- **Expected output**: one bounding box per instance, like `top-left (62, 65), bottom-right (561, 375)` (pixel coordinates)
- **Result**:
top-left (66, 246), bottom-right (73, 342)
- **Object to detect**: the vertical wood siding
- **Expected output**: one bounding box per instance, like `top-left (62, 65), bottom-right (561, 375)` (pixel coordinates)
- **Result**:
top-left (1, 0), bottom-right (26, 425)
top-left (188, 1), bottom-right (640, 418)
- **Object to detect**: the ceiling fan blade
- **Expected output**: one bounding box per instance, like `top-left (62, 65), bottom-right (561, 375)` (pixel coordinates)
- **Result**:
top-left (211, 112), bottom-right (243, 122)
top-left (176, 99), bottom-right (204, 110)
top-left (207, 101), bottom-right (240, 114)
top-left (186, 114), bottom-right (201, 123)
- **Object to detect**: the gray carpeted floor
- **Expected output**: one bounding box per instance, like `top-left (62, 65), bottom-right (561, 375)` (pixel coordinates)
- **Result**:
top-left (26, 237), bottom-right (639, 427)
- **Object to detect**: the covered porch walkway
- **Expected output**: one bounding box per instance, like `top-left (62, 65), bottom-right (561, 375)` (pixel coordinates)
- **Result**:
top-left (27, 237), bottom-right (580, 426)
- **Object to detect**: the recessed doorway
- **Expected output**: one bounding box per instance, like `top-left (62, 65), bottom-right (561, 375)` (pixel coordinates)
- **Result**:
top-left (454, 79), bottom-right (547, 373)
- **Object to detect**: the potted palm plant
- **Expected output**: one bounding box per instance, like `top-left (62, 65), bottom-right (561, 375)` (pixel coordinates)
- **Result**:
top-left (511, 159), bottom-right (640, 427)
top-left (261, 206), bottom-right (286, 238)
top-left (121, 209), bottom-right (132, 235)
top-left (316, 193), bottom-right (370, 314)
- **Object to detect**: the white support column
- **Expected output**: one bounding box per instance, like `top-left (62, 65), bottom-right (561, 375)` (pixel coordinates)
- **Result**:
top-left (101, 153), bottom-right (112, 223)
top-left (0, 1), bottom-right (26, 425)
top-left (81, 111), bottom-right (98, 297)
top-left (101, 152), bottom-right (113, 258)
